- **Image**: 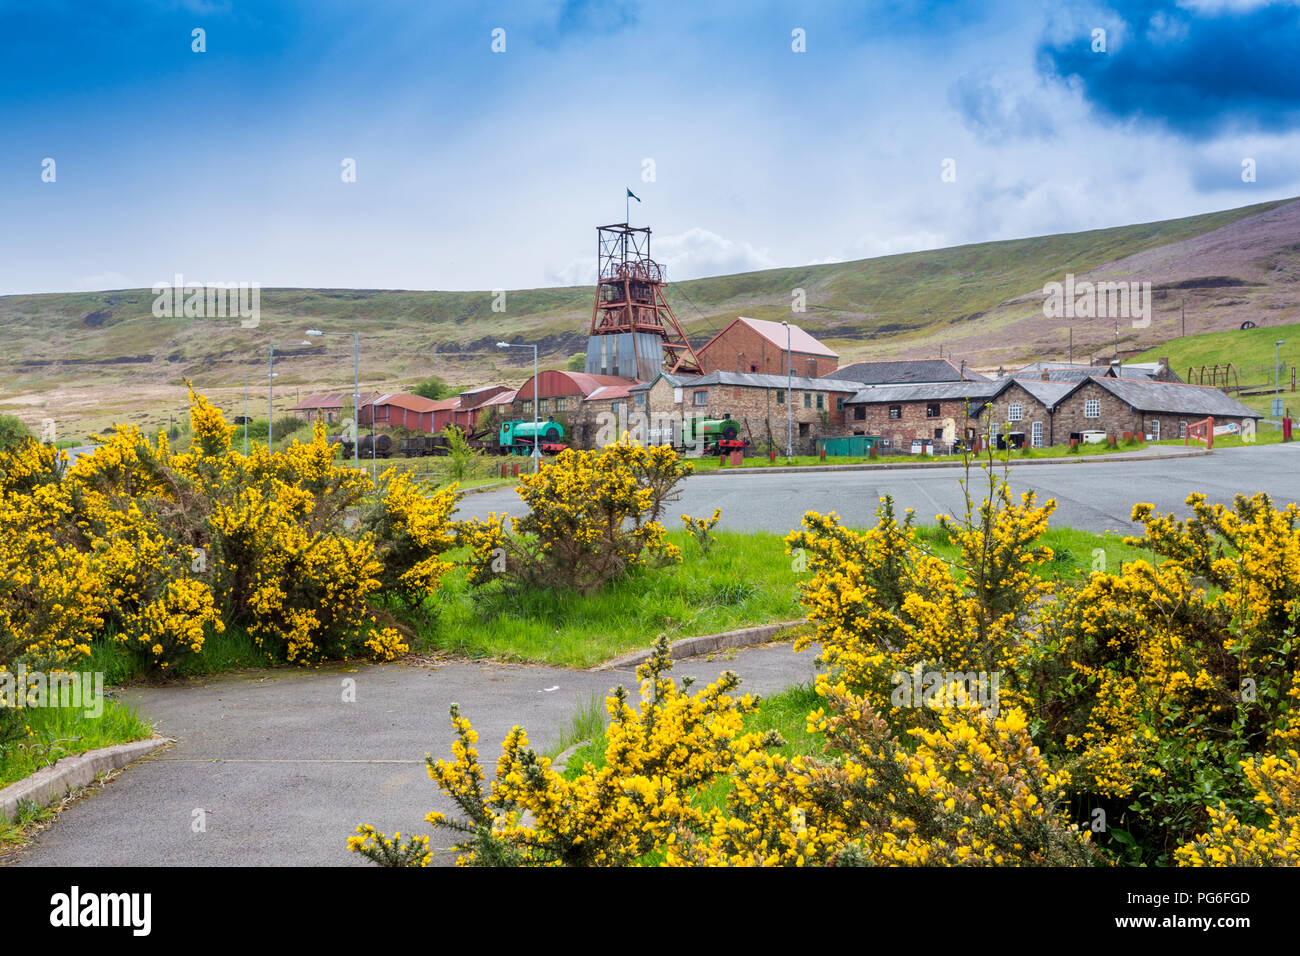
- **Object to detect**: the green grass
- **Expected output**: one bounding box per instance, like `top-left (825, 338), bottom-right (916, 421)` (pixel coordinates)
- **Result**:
top-left (83, 625), bottom-right (275, 686)
top-left (420, 524), bottom-right (1155, 669)
top-left (423, 529), bottom-right (807, 669)
top-left (1133, 321), bottom-right (1300, 395)
top-left (0, 697), bottom-right (153, 789)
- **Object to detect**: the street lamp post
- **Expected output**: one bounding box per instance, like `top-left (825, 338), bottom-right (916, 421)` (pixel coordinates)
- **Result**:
top-left (498, 341), bottom-right (540, 471)
top-left (268, 340), bottom-right (313, 451)
top-left (782, 321), bottom-right (792, 459)
top-left (307, 329), bottom-right (362, 474)
top-left (1277, 340), bottom-right (1286, 431)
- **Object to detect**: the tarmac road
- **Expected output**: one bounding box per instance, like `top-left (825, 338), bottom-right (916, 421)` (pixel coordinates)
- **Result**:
top-left (462, 443), bottom-right (1300, 534)
top-left (14, 643), bottom-right (817, 867)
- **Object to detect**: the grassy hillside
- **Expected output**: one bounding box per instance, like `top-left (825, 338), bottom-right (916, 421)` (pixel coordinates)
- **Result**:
top-left (1133, 321), bottom-right (1300, 417)
top-left (2, 196), bottom-right (1296, 438)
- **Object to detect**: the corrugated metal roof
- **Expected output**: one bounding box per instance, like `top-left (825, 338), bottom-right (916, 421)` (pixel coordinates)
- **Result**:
top-left (360, 393), bottom-right (442, 413)
top-left (585, 384), bottom-right (635, 401)
top-left (698, 317), bottom-right (838, 359)
top-left (832, 359), bottom-right (988, 385)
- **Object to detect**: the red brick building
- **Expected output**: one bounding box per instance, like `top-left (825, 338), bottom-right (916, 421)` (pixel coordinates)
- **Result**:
top-left (696, 317), bottom-right (839, 378)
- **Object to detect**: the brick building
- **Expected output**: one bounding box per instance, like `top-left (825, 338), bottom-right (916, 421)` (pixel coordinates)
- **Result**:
top-left (696, 317), bottom-right (839, 378)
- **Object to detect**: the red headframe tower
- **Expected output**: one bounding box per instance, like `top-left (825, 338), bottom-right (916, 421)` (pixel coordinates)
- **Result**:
top-left (585, 223), bottom-right (703, 380)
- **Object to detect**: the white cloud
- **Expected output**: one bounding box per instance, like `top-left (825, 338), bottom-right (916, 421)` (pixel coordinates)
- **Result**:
top-left (542, 227), bottom-right (775, 287)
top-left (70, 271), bottom-right (133, 292)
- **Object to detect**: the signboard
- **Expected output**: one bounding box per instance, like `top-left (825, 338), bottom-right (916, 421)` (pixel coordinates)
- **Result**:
top-left (1213, 422), bottom-right (1241, 436)
top-left (1273, 398), bottom-right (1285, 417)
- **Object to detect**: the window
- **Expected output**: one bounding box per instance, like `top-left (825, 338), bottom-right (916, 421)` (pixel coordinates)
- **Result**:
top-left (816, 394), bottom-right (824, 410)
top-left (926, 403), bottom-right (940, 418)
top-left (836, 397), bottom-right (845, 411)
top-left (798, 422), bottom-right (810, 437)
top-left (776, 389), bottom-right (786, 404)
top-left (633, 392), bottom-right (645, 407)
top-left (538, 399), bottom-right (548, 414)
top-left (1008, 403), bottom-right (1023, 422)
top-left (888, 404), bottom-right (902, 420)
top-left (1149, 420), bottom-right (1160, 441)
top-left (521, 400), bottom-right (533, 414)
top-left (1179, 421), bottom-right (1187, 439)
top-left (854, 406), bottom-right (866, 421)
top-left (933, 428), bottom-right (944, 440)
top-left (1031, 421), bottom-right (1043, 448)
top-left (693, 390), bottom-right (707, 406)
top-left (555, 397), bottom-right (567, 412)
top-left (673, 387), bottom-right (682, 404)
top-left (1084, 399), bottom-right (1101, 419)
top-left (803, 393), bottom-right (812, 409)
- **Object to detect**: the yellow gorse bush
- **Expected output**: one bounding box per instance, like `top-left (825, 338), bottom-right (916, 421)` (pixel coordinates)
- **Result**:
top-left (352, 456), bottom-right (1300, 866)
top-left (458, 440), bottom-right (689, 595)
top-left (0, 388), bottom-right (464, 682)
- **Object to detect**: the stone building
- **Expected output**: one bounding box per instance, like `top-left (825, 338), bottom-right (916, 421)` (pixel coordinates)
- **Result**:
top-left (843, 375), bottom-right (1260, 450)
top-left (641, 370), bottom-right (862, 454)
top-left (696, 317), bottom-right (839, 378)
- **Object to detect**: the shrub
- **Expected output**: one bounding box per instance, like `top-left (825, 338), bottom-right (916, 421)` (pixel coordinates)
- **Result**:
top-left (350, 635), bottom-right (772, 866)
top-left (350, 456), bottom-right (1300, 866)
top-left (680, 509), bottom-right (721, 554)
top-left (440, 425), bottom-right (480, 484)
top-left (458, 441), bottom-right (690, 595)
top-left (0, 387), bottom-right (461, 674)
top-left (0, 414), bottom-right (33, 455)
top-left (412, 376), bottom-right (454, 400)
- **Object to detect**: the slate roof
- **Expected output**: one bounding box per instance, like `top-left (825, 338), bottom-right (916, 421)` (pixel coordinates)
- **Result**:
top-left (831, 359), bottom-right (987, 386)
top-left (1085, 378), bottom-right (1262, 418)
top-left (845, 380), bottom-right (1004, 405)
top-left (672, 370), bottom-right (863, 392)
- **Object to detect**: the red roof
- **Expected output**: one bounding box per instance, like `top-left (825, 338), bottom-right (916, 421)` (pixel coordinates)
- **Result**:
top-left (516, 370), bottom-right (637, 400)
top-left (360, 393), bottom-right (441, 413)
top-left (700, 316), bottom-right (838, 359)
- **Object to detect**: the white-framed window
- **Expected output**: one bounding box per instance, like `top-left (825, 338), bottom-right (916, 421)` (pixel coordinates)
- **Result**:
top-left (1179, 421), bottom-right (1187, 438)
top-left (1084, 399), bottom-right (1101, 419)
top-left (1008, 403), bottom-right (1023, 422)
top-left (1031, 421), bottom-right (1043, 447)
top-left (555, 397), bottom-right (567, 412)
top-left (673, 387), bottom-right (682, 404)
top-left (1149, 420), bottom-right (1160, 441)
top-left (693, 390), bottom-right (707, 406)
top-left (538, 399), bottom-right (548, 414)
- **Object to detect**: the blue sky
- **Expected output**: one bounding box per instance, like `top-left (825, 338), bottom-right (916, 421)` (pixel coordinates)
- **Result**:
top-left (2, 0), bottom-right (1298, 295)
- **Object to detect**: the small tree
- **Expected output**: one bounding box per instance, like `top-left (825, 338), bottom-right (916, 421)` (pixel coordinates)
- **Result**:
top-left (441, 425), bottom-right (481, 483)
top-left (413, 376), bottom-right (454, 400)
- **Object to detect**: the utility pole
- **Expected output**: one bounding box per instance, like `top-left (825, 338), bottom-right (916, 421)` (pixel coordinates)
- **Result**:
top-left (1181, 301), bottom-right (1186, 339)
top-left (782, 320), bottom-right (792, 459)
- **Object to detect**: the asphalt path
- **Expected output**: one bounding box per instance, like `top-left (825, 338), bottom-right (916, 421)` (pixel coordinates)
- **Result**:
top-left (461, 443), bottom-right (1300, 534)
top-left (15, 643), bottom-right (817, 867)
